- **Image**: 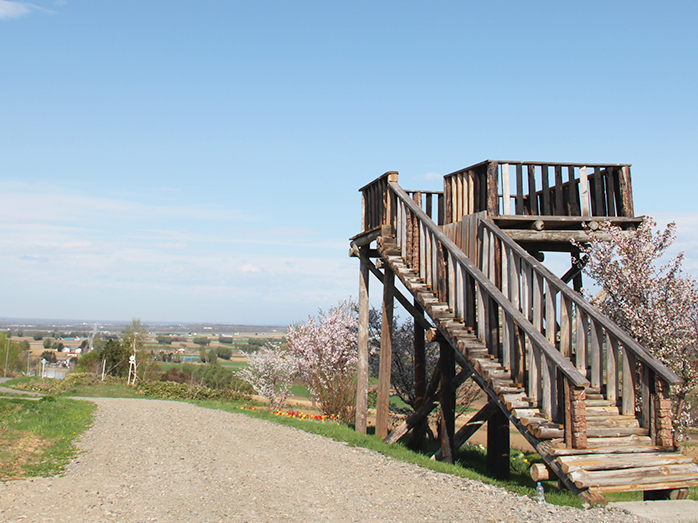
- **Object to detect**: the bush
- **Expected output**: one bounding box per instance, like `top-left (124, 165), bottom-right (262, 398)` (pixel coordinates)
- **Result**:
top-left (215, 346), bottom-right (232, 360)
top-left (135, 380), bottom-right (250, 401)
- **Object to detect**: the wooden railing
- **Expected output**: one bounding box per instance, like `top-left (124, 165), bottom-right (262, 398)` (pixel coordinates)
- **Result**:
top-left (443, 161), bottom-right (634, 224)
top-left (388, 180), bottom-right (592, 449)
top-left (359, 172), bottom-right (444, 232)
top-left (445, 213), bottom-right (681, 447)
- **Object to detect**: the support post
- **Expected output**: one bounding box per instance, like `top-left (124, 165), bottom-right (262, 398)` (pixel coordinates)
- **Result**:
top-left (486, 407), bottom-right (510, 480)
top-left (355, 250), bottom-right (370, 434)
top-left (409, 300), bottom-right (427, 450)
top-left (654, 376), bottom-right (674, 448)
top-left (439, 336), bottom-right (456, 464)
top-left (376, 265), bottom-right (394, 439)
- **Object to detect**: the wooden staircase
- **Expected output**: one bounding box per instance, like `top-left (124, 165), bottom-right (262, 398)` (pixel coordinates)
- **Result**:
top-left (352, 164), bottom-right (698, 503)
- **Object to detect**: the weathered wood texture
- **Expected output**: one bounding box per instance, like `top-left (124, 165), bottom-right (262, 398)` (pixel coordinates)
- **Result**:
top-left (443, 161), bottom-right (634, 224)
top-left (375, 265), bottom-right (394, 439)
top-left (354, 251), bottom-right (370, 434)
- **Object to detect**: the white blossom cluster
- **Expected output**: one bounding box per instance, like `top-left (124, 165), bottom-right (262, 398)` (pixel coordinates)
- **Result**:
top-left (240, 345), bottom-right (298, 410)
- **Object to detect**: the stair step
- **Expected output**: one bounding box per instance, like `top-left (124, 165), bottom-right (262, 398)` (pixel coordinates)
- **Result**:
top-left (585, 399), bottom-right (618, 407)
top-left (492, 385), bottom-right (524, 395)
top-left (586, 416), bottom-right (641, 429)
top-left (586, 406), bottom-right (621, 417)
top-left (556, 452), bottom-right (695, 474)
top-left (570, 463), bottom-right (698, 490)
top-left (533, 426), bottom-right (649, 440)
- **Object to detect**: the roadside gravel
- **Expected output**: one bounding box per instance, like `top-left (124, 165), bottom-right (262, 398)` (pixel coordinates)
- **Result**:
top-left (0, 398), bottom-right (648, 523)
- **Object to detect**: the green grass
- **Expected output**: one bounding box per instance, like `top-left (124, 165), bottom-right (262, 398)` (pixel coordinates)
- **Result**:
top-left (290, 384), bottom-right (311, 398)
top-left (0, 396), bottom-right (96, 479)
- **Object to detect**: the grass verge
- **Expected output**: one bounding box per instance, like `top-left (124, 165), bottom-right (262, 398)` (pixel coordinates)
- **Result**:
top-left (0, 396), bottom-right (95, 479)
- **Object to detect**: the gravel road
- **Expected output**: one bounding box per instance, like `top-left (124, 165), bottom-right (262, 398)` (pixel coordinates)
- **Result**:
top-left (0, 398), bottom-right (648, 523)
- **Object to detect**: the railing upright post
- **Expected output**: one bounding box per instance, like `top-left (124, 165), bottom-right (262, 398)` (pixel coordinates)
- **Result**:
top-left (654, 376), bottom-right (675, 448)
top-left (486, 161), bottom-right (499, 216)
top-left (564, 379), bottom-right (587, 449)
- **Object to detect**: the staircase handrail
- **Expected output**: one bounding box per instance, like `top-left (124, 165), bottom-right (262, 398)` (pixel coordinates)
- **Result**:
top-left (479, 217), bottom-right (681, 386)
top-left (389, 181), bottom-right (589, 388)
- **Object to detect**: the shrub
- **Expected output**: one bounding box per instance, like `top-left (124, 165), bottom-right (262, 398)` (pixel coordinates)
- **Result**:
top-left (288, 300), bottom-right (357, 423)
top-left (240, 344), bottom-right (297, 409)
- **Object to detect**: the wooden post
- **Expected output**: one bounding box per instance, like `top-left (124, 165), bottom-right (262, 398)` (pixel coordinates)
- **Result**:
top-left (486, 406), bottom-right (510, 480)
top-left (564, 379), bottom-right (587, 449)
top-left (409, 300), bottom-right (427, 450)
top-left (654, 376), bottom-right (674, 448)
top-left (376, 265), bottom-right (394, 439)
top-left (355, 251), bottom-right (370, 434)
top-left (439, 337), bottom-right (456, 464)
top-left (486, 161), bottom-right (499, 216)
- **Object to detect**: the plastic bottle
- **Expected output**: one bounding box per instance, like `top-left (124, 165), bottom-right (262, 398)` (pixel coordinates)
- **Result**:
top-left (536, 481), bottom-right (546, 504)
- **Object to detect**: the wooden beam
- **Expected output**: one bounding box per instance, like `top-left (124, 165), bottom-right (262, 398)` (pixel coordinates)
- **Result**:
top-left (354, 249), bottom-right (370, 434)
top-left (376, 266), bottom-right (394, 439)
top-left (439, 337), bottom-right (456, 464)
top-left (487, 406), bottom-right (510, 479)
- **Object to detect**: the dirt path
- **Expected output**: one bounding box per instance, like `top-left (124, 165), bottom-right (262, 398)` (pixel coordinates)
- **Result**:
top-left (0, 398), bottom-right (646, 523)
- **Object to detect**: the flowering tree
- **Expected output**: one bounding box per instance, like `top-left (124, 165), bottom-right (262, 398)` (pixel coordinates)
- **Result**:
top-left (576, 218), bottom-right (698, 433)
top-left (240, 344), bottom-right (297, 410)
top-left (287, 301), bottom-right (358, 422)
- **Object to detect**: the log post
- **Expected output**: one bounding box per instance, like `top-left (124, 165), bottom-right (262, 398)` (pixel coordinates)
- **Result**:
top-left (486, 406), bottom-right (510, 480)
top-left (409, 300), bottom-right (427, 450)
top-left (564, 379), bottom-right (587, 449)
top-left (486, 161), bottom-right (499, 216)
top-left (438, 336), bottom-right (456, 464)
top-left (375, 265), bottom-right (394, 439)
top-left (654, 376), bottom-right (674, 448)
top-left (354, 249), bottom-right (370, 434)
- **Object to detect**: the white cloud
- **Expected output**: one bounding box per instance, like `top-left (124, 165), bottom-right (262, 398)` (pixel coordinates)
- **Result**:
top-left (0, 1), bottom-right (53, 19)
top-left (424, 172), bottom-right (441, 182)
top-left (240, 264), bottom-right (261, 274)
top-left (0, 0), bottom-right (31, 19)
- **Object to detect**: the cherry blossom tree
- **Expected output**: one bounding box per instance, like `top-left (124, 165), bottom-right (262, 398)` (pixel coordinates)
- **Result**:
top-left (576, 218), bottom-right (698, 434)
top-left (240, 344), bottom-right (297, 410)
top-left (287, 301), bottom-right (358, 422)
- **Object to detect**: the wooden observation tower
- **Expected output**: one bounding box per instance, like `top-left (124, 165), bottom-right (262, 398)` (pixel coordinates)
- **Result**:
top-left (350, 160), bottom-right (698, 503)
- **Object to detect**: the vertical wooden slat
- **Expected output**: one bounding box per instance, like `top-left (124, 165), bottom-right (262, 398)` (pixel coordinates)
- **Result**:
top-left (531, 271), bottom-right (543, 404)
top-left (467, 169), bottom-right (475, 216)
top-left (618, 165), bottom-right (634, 217)
top-left (438, 192), bottom-right (445, 226)
top-left (554, 165), bottom-right (564, 215)
top-left (605, 168), bottom-right (616, 217)
top-left (444, 177), bottom-right (453, 224)
top-left (568, 166), bottom-right (580, 216)
top-left (455, 174), bottom-right (462, 222)
top-left (593, 168), bottom-right (606, 216)
top-left (576, 310), bottom-right (588, 373)
top-left (590, 321), bottom-right (603, 389)
top-left (515, 164), bottom-right (524, 215)
top-left (579, 166), bottom-right (590, 217)
top-left (487, 162), bottom-right (499, 216)
top-left (622, 347), bottom-right (636, 416)
top-left (542, 353), bottom-right (552, 419)
top-left (527, 164), bottom-right (538, 214)
top-left (541, 164), bottom-right (550, 215)
top-left (642, 364), bottom-right (651, 429)
top-left (607, 335), bottom-right (619, 402)
top-left (545, 281), bottom-right (556, 347)
top-left (560, 296), bottom-right (572, 359)
top-left (426, 193), bottom-right (433, 221)
top-left (502, 163), bottom-right (511, 215)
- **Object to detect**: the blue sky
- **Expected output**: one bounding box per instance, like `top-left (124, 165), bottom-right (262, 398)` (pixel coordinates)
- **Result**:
top-left (1, 1), bottom-right (697, 325)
